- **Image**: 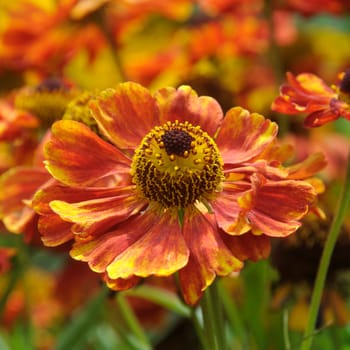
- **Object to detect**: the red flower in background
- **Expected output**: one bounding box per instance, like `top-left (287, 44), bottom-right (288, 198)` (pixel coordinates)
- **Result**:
top-left (271, 70), bottom-right (350, 127)
top-left (0, 0), bottom-right (105, 76)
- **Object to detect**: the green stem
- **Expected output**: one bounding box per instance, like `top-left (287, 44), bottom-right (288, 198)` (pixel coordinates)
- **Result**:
top-left (210, 282), bottom-right (227, 350)
top-left (116, 292), bottom-right (153, 350)
top-left (191, 308), bottom-right (211, 350)
top-left (300, 151), bottom-right (350, 350)
top-left (200, 283), bottom-right (227, 350)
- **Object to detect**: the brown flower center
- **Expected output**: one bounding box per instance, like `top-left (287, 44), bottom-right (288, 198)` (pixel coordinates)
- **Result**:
top-left (131, 120), bottom-right (224, 209)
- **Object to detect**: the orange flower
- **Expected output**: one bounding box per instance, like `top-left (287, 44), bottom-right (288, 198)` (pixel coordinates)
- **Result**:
top-left (0, 0), bottom-right (105, 75)
top-left (271, 70), bottom-right (350, 127)
top-left (33, 82), bottom-right (321, 305)
top-left (0, 98), bottom-right (39, 173)
top-left (0, 133), bottom-right (53, 242)
top-left (0, 99), bottom-right (38, 142)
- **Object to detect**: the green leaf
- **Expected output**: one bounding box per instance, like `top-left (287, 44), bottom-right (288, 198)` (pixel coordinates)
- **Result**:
top-left (122, 285), bottom-right (191, 318)
top-left (54, 287), bottom-right (109, 350)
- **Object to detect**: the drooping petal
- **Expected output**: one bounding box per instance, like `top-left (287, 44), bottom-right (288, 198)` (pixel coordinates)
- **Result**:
top-left (0, 167), bottom-right (51, 216)
top-left (178, 256), bottom-right (208, 306)
top-left (106, 210), bottom-right (189, 279)
top-left (179, 211), bottom-right (243, 305)
top-left (71, 211), bottom-right (156, 273)
top-left (304, 109), bottom-right (341, 127)
top-left (287, 153), bottom-right (327, 180)
top-left (38, 214), bottom-right (74, 246)
top-left (104, 274), bottom-right (140, 291)
top-left (45, 120), bottom-right (131, 186)
top-left (287, 72), bottom-right (335, 98)
top-left (0, 166), bottom-right (51, 234)
top-left (154, 85), bottom-right (223, 136)
top-left (245, 174), bottom-right (316, 237)
top-left (223, 232), bottom-right (271, 261)
top-left (33, 184), bottom-right (143, 246)
top-left (49, 186), bottom-right (146, 236)
top-left (211, 181), bottom-right (251, 235)
top-left (216, 107), bottom-right (278, 164)
top-left (89, 82), bottom-right (160, 150)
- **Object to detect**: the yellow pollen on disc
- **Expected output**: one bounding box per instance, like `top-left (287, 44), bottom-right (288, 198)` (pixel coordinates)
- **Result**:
top-left (131, 120), bottom-right (224, 209)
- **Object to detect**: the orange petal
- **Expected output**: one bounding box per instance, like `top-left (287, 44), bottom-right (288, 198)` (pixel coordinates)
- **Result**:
top-left (154, 85), bottom-right (223, 136)
top-left (104, 274), bottom-right (140, 291)
top-left (178, 256), bottom-right (208, 305)
top-left (39, 214), bottom-right (74, 246)
top-left (0, 166), bottom-right (51, 234)
top-left (216, 107), bottom-right (278, 164)
top-left (223, 232), bottom-right (271, 261)
top-left (247, 175), bottom-right (316, 237)
top-left (179, 212), bottom-right (243, 305)
top-left (45, 120), bottom-right (131, 186)
top-left (304, 109), bottom-right (340, 127)
top-left (50, 187), bottom-right (146, 236)
top-left (287, 152), bottom-right (327, 180)
top-left (89, 82), bottom-right (160, 150)
top-left (0, 167), bottom-right (50, 216)
top-left (211, 181), bottom-right (251, 235)
top-left (71, 212), bottom-right (155, 273)
top-left (106, 211), bottom-right (189, 279)
top-left (291, 72), bottom-right (335, 97)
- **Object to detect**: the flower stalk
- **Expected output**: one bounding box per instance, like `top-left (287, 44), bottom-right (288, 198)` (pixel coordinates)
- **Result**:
top-left (301, 151), bottom-right (350, 350)
top-left (200, 282), bottom-right (227, 350)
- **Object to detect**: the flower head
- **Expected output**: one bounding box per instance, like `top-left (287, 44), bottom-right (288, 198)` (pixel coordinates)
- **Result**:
top-left (33, 82), bottom-right (322, 305)
top-left (271, 70), bottom-right (350, 127)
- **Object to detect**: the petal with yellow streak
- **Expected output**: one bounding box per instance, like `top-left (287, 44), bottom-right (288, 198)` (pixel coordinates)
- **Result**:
top-left (49, 187), bottom-right (146, 236)
top-left (71, 212), bottom-right (156, 273)
top-left (39, 214), bottom-right (74, 247)
top-left (106, 211), bottom-right (189, 279)
top-left (154, 85), bottom-right (223, 136)
top-left (216, 107), bottom-right (278, 165)
top-left (45, 120), bottom-right (131, 186)
top-left (211, 181), bottom-right (251, 235)
top-left (0, 167), bottom-right (51, 217)
top-left (89, 83), bottom-right (160, 150)
top-left (287, 152), bottom-right (327, 180)
top-left (247, 175), bottom-right (316, 237)
top-left (104, 274), bottom-right (140, 291)
top-left (179, 212), bottom-right (243, 305)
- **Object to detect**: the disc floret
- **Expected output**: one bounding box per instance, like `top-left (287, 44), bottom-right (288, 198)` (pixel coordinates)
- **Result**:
top-left (131, 120), bottom-right (224, 209)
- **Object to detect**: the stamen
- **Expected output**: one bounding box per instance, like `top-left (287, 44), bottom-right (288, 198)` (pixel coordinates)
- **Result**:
top-left (131, 121), bottom-right (224, 209)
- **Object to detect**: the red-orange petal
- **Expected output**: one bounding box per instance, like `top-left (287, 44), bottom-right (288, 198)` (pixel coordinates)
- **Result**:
top-left (179, 212), bottom-right (243, 305)
top-left (71, 212), bottom-right (156, 273)
top-left (106, 211), bottom-right (189, 279)
top-left (288, 72), bottom-right (335, 97)
top-left (154, 85), bottom-right (223, 136)
top-left (49, 187), bottom-right (146, 236)
top-left (89, 82), bottom-right (160, 150)
top-left (223, 232), bottom-right (271, 261)
top-left (104, 274), bottom-right (140, 291)
top-left (0, 166), bottom-right (51, 234)
top-left (304, 109), bottom-right (340, 127)
top-left (247, 175), bottom-right (316, 237)
top-left (216, 107), bottom-right (278, 164)
top-left (39, 214), bottom-right (74, 246)
top-left (211, 181), bottom-right (251, 235)
top-left (45, 120), bottom-right (131, 186)
top-left (287, 153), bottom-right (327, 180)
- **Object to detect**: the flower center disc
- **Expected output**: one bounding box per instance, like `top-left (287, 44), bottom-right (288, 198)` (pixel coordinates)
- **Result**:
top-left (131, 120), bottom-right (224, 209)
